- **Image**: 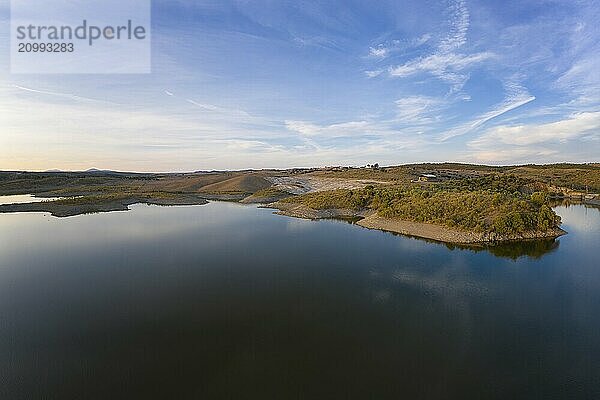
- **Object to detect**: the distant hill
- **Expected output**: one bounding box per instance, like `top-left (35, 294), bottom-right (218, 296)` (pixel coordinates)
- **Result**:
top-left (199, 175), bottom-right (271, 194)
top-left (85, 168), bottom-right (118, 173)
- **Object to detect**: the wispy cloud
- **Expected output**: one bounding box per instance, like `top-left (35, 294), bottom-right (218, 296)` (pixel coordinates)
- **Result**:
top-left (285, 120), bottom-right (374, 138)
top-left (389, 52), bottom-right (494, 91)
top-left (159, 89), bottom-right (275, 126)
top-left (369, 46), bottom-right (388, 58)
top-left (438, 0), bottom-right (470, 52)
top-left (394, 96), bottom-right (445, 125)
top-left (555, 54), bottom-right (600, 101)
top-left (185, 98), bottom-right (278, 126)
top-left (1, 0), bottom-right (599, 170)
top-left (284, 116), bottom-right (437, 158)
top-left (364, 69), bottom-right (384, 78)
top-left (385, 0), bottom-right (493, 93)
top-left (367, 34), bottom-right (431, 60)
top-left (11, 84), bottom-right (116, 105)
top-left (466, 148), bottom-right (560, 164)
top-left (463, 111), bottom-right (600, 164)
top-left (389, 53), bottom-right (493, 78)
top-left (440, 80), bottom-right (536, 140)
top-left (470, 111), bottom-right (600, 148)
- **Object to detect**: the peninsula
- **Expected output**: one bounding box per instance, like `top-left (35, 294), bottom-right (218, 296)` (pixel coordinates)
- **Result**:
top-left (1, 163), bottom-right (599, 244)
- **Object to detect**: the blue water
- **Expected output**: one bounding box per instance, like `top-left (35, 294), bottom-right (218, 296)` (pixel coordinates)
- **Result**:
top-left (0, 202), bottom-right (599, 399)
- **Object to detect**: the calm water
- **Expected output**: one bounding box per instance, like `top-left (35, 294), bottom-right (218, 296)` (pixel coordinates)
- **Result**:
top-left (1, 202), bottom-right (599, 399)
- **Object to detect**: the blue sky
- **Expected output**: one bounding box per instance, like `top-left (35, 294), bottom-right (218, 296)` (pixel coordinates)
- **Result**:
top-left (0, 0), bottom-right (599, 171)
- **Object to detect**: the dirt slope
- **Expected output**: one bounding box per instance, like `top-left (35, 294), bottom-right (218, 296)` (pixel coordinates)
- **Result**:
top-left (199, 175), bottom-right (271, 194)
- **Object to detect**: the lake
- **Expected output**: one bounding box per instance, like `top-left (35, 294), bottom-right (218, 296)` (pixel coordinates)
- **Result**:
top-left (1, 201), bottom-right (599, 399)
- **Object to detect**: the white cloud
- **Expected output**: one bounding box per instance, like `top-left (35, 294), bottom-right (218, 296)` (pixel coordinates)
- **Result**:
top-left (438, 0), bottom-right (470, 53)
top-left (183, 98), bottom-right (274, 126)
top-left (463, 111), bottom-right (600, 164)
top-left (555, 54), bottom-right (600, 100)
top-left (389, 52), bottom-right (493, 78)
top-left (364, 69), bottom-right (384, 78)
top-left (12, 84), bottom-right (116, 105)
top-left (366, 34), bottom-right (431, 61)
top-left (186, 99), bottom-right (221, 111)
top-left (0, 84), bottom-right (293, 171)
top-left (470, 111), bottom-right (600, 148)
top-left (369, 46), bottom-right (388, 58)
top-left (414, 33), bottom-right (432, 47)
top-left (386, 0), bottom-right (494, 93)
top-left (549, 4), bottom-right (600, 107)
top-left (285, 117), bottom-right (436, 148)
top-left (440, 80), bottom-right (536, 140)
top-left (284, 117), bottom-right (436, 155)
top-left (285, 120), bottom-right (372, 138)
top-left (394, 96), bottom-right (444, 125)
top-left (467, 148), bottom-right (559, 164)
top-left (474, 95), bottom-right (535, 128)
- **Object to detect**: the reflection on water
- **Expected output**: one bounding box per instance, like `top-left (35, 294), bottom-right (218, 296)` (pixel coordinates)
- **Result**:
top-left (1, 202), bottom-right (599, 399)
top-left (448, 238), bottom-right (561, 260)
top-left (324, 215), bottom-right (364, 224)
top-left (485, 239), bottom-right (560, 259)
top-left (550, 198), bottom-right (600, 214)
top-left (383, 232), bottom-right (561, 260)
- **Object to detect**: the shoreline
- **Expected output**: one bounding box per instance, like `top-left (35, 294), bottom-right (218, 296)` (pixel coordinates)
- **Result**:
top-left (0, 194), bottom-right (568, 244)
top-left (585, 198), bottom-right (600, 207)
top-left (0, 194), bottom-right (209, 217)
top-left (356, 213), bottom-right (566, 245)
top-left (268, 203), bottom-right (567, 245)
top-left (266, 202), bottom-right (369, 220)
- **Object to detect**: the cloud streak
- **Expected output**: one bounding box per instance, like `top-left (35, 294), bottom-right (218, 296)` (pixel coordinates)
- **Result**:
top-left (385, 0), bottom-right (492, 93)
top-left (441, 80), bottom-right (536, 140)
top-left (11, 84), bottom-right (116, 105)
top-left (462, 111), bottom-right (600, 164)
top-left (367, 34), bottom-right (431, 61)
top-left (1, 0), bottom-right (599, 170)
top-left (470, 111), bottom-right (600, 148)
top-left (394, 96), bottom-right (445, 125)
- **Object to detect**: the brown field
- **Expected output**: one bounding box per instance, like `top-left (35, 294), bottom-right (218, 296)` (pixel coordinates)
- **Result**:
top-left (0, 163), bottom-right (598, 242)
top-left (198, 174), bottom-right (272, 194)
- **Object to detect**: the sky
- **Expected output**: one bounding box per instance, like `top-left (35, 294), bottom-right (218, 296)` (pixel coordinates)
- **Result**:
top-left (0, 0), bottom-right (599, 172)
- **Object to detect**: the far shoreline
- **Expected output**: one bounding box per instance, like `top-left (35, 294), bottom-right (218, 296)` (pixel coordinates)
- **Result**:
top-left (0, 192), bottom-right (569, 245)
top-left (0, 192), bottom-right (569, 244)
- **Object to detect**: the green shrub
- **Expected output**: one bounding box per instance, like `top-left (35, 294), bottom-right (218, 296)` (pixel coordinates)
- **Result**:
top-left (283, 181), bottom-right (561, 235)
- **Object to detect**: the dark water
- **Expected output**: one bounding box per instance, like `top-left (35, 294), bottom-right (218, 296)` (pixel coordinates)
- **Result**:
top-left (1, 202), bottom-right (599, 399)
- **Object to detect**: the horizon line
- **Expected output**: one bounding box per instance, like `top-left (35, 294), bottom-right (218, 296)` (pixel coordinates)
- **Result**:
top-left (1, 161), bottom-right (599, 175)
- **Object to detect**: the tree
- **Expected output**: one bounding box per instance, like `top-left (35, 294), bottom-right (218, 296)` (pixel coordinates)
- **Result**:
top-left (530, 192), bottom-right (547, 206)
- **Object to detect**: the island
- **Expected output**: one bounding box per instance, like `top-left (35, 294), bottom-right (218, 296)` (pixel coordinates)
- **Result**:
top-left (1, 163), bottom-right (599, 244)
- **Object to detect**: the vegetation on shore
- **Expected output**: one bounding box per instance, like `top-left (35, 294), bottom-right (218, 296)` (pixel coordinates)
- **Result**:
top-left (0, 191), bottom-right (209, 217)
top-left (281, 176), bottom-right (562, 235)
top-left (510, 164), bottom-right (600, 192)
top-left (2, 164), bottom-right (597, 240)
top-left (310, 163), bottom-right (600, 193)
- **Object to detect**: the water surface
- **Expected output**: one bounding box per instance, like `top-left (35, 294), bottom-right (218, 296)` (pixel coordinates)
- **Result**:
top-left (1, 202), bottom-right (599, 399)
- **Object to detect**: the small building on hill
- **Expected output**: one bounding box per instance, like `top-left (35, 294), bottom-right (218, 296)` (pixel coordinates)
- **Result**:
top-left (412, 174), bottom-right (439, 183)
